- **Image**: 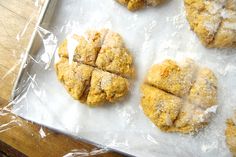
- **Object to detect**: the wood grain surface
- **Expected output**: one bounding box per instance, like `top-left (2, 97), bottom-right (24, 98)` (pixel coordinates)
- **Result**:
top-left (0, 1), bottom-right (126, 156)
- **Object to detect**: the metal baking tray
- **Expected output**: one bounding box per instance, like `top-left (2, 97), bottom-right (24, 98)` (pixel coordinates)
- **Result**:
top-left (11, 0), bottom-right (235, 156)
top-left (11, 0), bottom-right (56, 100)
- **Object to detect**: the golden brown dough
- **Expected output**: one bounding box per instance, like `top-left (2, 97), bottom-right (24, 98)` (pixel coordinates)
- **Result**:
top-left (85, 29), bottom-right (108, 53)
top-left (58, 39), bottom-right (69, 57)
top-left (145, 59), bottom-right (197, 97)
top-left (55, 29), bottom-right (134, 106)
top-left (225, 112), bottom-right (236, 157)
top-left (141, 84), bottom-right (183, 131)
top-left (73, 35), bottom-right (98, 66)
top-left (55, 57), bottom-right (94, 100)
top-left (96, 31), bottom-right (134, 78)
top-left (188, 68), bottom-right (217, 108)
top-left (87, 69), bottom-right (129, 106)
top-left (116, 0), bottom-right (163, 11)
top-left (141, 58), bottom-right (218, 134)
top-left (184, 0), bottom-right (236, 48)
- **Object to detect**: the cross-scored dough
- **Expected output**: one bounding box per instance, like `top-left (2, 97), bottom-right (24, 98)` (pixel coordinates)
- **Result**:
top-left (116, 0), bottom-right (163, 11)
top-left (55, 29), bottom-right (133, 106)
top-left (141, 58), bottom-right (218, 133)
top-left (184, 0), bottom-right (236, 48)
top-left (225, 112), bottom-right (236, 157)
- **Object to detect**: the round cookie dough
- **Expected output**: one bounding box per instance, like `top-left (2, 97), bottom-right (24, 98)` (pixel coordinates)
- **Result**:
top-left (141, 58), bottom-right (218, 133)
top-left (116, 0), bottom-right (164, 11)
top-left (184, 0), bottom-right (236, 48)
top-left (55, 29), bottom-right (134, 107)
top-left (225, 112), bottom-right (236, 157)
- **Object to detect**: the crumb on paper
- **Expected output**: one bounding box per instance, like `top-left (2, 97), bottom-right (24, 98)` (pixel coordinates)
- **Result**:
top-left (116, 0), bottom-right (164, 11)
top-left (39, 127), bottom-right (46, 138)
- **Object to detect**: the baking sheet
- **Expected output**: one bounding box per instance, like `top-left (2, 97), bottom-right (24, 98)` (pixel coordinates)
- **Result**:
top-left (12, 0), bottom-right (236, 156)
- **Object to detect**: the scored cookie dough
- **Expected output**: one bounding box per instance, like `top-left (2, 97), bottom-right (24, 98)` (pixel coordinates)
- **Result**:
top-left (55, 29), bottom-right (134, 107)
top-left (225, 112), bottom-right (236, 157)
top-left (184, 0), bottom-right (236, 48)
top-left (141, 58), bottom-right (218, 133)
top-left (116, 0), bottom-right (164, 11)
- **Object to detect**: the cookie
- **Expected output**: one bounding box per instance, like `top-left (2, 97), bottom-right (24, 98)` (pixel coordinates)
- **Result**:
top-left (225, 112), bottom-right (236, 157)
top-left (184, 0), bottom-right (236, 48)
top-left (55, 29), bottom-right (134, 106)
top-left (116, 0), bottom-right (163, 11)
top-left (141, 58), bottom-right (218, 133)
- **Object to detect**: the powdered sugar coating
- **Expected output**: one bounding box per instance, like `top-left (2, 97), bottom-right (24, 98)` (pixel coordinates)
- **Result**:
top-left (185, 0), bottom-right (236, 48)
top-left (141, 58), bottom-right (218, 133)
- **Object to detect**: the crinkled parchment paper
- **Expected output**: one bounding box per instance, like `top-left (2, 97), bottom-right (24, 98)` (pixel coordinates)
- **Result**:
top-left (13, 0), bottom-right (236, 156)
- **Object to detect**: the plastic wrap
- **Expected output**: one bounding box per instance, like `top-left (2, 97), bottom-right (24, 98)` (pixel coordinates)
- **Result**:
top-left (0, 0), bottom-right (43, 134)
top-left (1, 0), bottom-right (236, 156)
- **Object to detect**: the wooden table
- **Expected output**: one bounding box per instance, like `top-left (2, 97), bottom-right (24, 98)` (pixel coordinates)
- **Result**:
top-left (0, 1), bottom-right (125, 156)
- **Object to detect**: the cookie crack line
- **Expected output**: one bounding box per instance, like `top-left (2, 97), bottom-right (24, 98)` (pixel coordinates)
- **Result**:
top-left (143, 67), bottom-right (199, 100)
top-left (71, 58), bottom-right (130, 79)
top-left (207, 2), bottom-right (227, 46)
top-left (185, 67), bottom-right (199, 99)
top-left (55, 58), bottom-right (130, 106)
top-left (210, 15), bottom-right (224, 46)
top-left (142, 80), bottom-right (204, 130)
top-left (144, 82), bottom-right (182, 99)
top-left (79, 68), bottom-right (94, 102)
top-left (92, 30), bottom-right (109, 67)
